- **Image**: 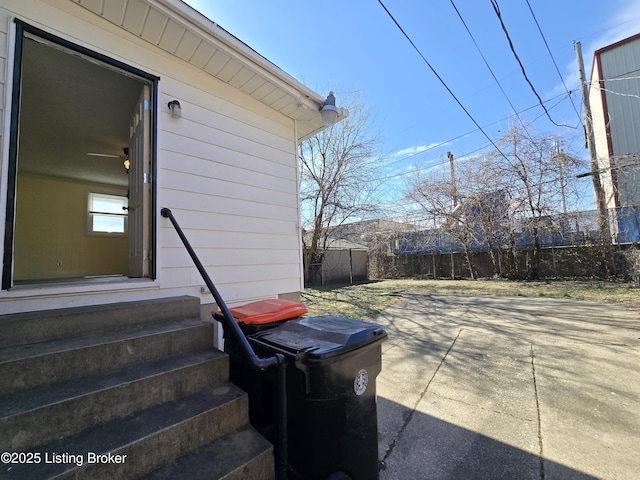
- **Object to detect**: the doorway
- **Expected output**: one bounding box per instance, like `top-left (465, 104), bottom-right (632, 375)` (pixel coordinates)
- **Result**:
top-left (3, 22), bottom-right (157, 288)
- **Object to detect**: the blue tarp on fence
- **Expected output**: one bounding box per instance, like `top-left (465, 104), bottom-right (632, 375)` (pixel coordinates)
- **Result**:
top-left (394, 208), bottom-right (639, 255)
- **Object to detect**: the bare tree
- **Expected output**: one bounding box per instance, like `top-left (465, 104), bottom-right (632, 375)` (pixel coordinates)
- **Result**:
top-left (488, 124), bottom-right (584, 279)
top-left (299, 93), bottom-right (382, 285)
top-left (463, 156), bottom-right (511, 276)
top-left (405, 122), bottom-right (586, 280)
top-left (406, 158), bottom-right (480, 279)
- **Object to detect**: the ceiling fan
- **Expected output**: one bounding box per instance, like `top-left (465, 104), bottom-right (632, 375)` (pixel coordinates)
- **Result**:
top-left (87, 147), bottom-right (130, 170)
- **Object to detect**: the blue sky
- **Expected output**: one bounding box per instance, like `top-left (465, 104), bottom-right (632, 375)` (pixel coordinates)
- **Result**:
top-left (184, 0), bottom-right (640, 212)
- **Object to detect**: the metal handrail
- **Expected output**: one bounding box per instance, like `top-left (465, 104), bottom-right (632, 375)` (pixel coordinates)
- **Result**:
top-left (160, 207), bottom-right (288, 479)
top-left (161, 208), bottom-right (282, 370)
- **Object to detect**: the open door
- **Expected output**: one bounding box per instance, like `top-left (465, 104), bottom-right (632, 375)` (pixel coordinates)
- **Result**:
top-left (128, 85), bottom-right (152, 278)
top-left (3, 21), bottom-right (157, 288)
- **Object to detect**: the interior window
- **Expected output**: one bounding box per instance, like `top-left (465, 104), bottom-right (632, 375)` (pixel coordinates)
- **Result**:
top-left (88, 193), bottom-right (128, 234)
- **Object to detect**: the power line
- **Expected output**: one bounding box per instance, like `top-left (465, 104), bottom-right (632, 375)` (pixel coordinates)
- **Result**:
top-left (375, 173), bottom-right (581, 217)
top-left (529, 90), bottom-right (580, 127)
top-left (490, 0), bottom-right (574, 129)
top-left (376, 0), bottom-right (511, 161)
top-left (377, 98), bottom-right (580, 188)
top-left (524, 0), bottom-right (582, 129)
top-left (376, 1), bottom-right (584, 164)
top-left (596, 87), bottom-right (640, 100)
top-left (382, 89), bottom-right (573, 171)
top-left (382, 142), bottom-right (494, 183)
top-left (446, 0), bottom-right (568, 171)
top-left (380, 92), bottom-right (604, 186)
top-left (598, 71), bottom-right (640, 82)
top-left (448, 0), bottom-right (519, 115)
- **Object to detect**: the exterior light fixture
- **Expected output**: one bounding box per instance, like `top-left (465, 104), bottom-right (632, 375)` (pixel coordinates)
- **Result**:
top-left (320, 91), bottom-right (338, 127)
top-left (168, 100), bottom-right (182, 119)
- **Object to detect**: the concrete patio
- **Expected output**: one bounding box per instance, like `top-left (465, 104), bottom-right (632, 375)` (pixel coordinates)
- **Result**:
top-left (374, 293), bottom-right (640, 480)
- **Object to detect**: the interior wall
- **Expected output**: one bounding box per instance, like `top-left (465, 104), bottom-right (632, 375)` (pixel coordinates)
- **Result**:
top-left (13, 174), bottom-right (128, 281)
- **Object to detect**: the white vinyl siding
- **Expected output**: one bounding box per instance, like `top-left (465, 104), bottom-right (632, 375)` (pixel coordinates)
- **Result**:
top-left (0, 0), bottom-right (305, 313)
top-left (158, 78), bottom-right (301, 300)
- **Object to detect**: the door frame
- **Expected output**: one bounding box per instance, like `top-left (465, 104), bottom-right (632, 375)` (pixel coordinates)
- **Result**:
top-left (2, 19), bottom-right (159, 290)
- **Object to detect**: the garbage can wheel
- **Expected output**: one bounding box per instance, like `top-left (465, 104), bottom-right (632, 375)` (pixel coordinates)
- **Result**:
top-left (326, 473), bottom-right (351, 480)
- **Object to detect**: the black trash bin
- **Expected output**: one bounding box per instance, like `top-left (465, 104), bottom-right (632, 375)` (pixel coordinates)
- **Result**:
top-left (249, 316), bottom-right (387, 480)
top-left (212, 299), bottom-right (307, 435)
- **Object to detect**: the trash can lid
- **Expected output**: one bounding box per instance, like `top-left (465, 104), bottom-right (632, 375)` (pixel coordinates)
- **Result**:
top-left (212, 299), bottom-right (307, 325)
top-left (249, 316), bottom-right (386, 359)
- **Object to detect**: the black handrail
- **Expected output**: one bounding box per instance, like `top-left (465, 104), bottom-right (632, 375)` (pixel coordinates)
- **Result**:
top-left (160, 207), bottom-right (288, 479)
top-left (161, 208), bottom-right (282, 370)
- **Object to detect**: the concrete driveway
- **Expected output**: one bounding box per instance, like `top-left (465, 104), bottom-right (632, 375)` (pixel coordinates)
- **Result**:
top-left (374, 293), bottom-right (640, 480)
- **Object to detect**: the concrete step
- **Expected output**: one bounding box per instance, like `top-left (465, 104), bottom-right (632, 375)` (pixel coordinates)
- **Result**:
top-left (142, 425), bottom-right (275, 480)
top-left (1, 296), bottom-right (276, 480)
top-left (1, 382), bottom-right (251, 480)
top-left (0, 318), bottom-right (213, 394)
top-left (0, 348), bottom-right (228, 452)
top-left (0, 296), bottom-right (202, 348)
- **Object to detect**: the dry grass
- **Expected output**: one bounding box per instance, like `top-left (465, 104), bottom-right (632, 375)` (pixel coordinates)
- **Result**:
top-left (301, 279), bottom-right (640, 320)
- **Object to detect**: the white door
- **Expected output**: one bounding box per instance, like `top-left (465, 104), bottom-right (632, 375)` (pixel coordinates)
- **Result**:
top-left (128, 85), bottom-right (151, 277)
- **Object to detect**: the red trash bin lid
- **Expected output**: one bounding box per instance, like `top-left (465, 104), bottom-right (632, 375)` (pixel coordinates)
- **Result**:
top-left (212, 298), bottom-right (307, 325)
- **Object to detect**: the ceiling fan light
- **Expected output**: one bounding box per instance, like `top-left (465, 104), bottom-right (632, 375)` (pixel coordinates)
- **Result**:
top-left (123, 147), bottom-right (130, 172)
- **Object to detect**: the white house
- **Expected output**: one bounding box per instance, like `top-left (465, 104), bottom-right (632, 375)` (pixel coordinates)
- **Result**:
top-left (589, 33), bottom-right (640, 242)
top-left (0, 0), bottom-right (342, 322)
top-left (0, 2), bottom-right (349, 476)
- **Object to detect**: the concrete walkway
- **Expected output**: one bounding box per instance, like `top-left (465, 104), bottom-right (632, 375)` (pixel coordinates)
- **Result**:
top-left (374, 293), bottom-right (640, 480)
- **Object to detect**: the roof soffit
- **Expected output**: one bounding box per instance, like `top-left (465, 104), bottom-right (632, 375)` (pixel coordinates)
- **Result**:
top-left (69, 0), bottom-right (327, 140)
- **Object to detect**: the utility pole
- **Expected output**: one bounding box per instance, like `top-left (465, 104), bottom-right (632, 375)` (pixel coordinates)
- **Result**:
top-left (447, 151), bottom-right (457, 279)
top-left (447, 151), bottom-right (457, 208)
top-left (574, 41), bottom-right (614, 274)
top-left (553, 141), bottom-right (567, 215)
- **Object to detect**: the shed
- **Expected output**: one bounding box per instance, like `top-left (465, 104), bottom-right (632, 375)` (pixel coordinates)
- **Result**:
top-left (306, 239), bottom-right (368, 286)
